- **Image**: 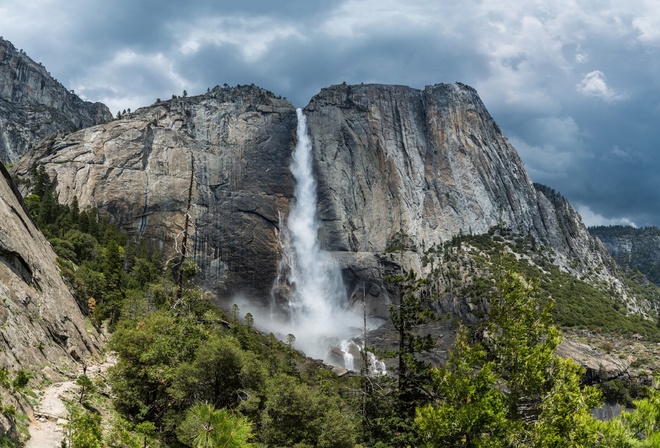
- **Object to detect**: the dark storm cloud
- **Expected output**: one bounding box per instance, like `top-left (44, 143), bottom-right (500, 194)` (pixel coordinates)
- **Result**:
top-left (2, 0), bottom-right (660, 226)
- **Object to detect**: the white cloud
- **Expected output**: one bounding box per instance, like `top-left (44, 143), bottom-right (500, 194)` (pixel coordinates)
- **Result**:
top-left (320, 0), bottom-right (444, 38)
top-left (575, 53), bottom-right (588, 63)
top-left (575, 204), bottom-right (636, 228)
top-left (174, 17), bottom-right (302, 62)
top-left (0, 0), bottom-right (81, 51)
top-left (72, 49), bottom-right (189, 114)
top-left (510, 136), bottom-right (573, 181)
top-left (574, 43), bottom-right (589, 63)
top-left (608, 145), bottom-right (648, 164)
top-left (611, 145), bottom-right (628, 158)
top-left (633, 16), bottom-right (660, 43)
top-left (576, 70), bottom-right (626, 101)
top-left (631, 0), bottom-right (660, 44)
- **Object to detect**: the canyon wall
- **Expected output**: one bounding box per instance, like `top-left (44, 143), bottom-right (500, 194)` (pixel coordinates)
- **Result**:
top-left (12, 83), bottom-right (619, 319)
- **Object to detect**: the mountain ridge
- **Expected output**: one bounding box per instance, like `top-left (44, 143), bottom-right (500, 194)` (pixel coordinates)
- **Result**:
top-left (590, 225), bottom-right (660, 286)
top-left (10, 82), bottom-right (648, 322)
top-left (0, 36), bottom-right (113, 163)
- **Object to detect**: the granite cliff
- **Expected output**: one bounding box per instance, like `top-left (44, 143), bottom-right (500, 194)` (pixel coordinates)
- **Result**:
top-left (304, 84), bottom-right (617, 313)
top-left (13, 85), bottom-right (297, 300)
top-left (0, 163), bottom-right (101, 368)
top-left (11, 82), bottom-right (632, 320)
top-left (0, 161), bottom-right (101, 435)
top-left (0, 37), bottom-right (112, 163)
top-left (306, 84), bottom-right (590, 256)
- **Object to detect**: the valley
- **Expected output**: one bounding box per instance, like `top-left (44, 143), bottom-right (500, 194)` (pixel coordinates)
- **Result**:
top-left (1, 36), bottom-right (660, 446)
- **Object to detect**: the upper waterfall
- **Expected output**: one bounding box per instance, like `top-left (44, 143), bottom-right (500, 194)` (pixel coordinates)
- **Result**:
top-left (272, 108), bottom-right (361, 361)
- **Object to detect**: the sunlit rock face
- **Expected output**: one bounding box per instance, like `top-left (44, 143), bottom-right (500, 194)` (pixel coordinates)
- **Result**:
top-left (12, 82), bottom-right (615, 317)
top-left (0, 37), bottom-right (112, 163)
top-left (306, 83), bottom-right (596, 257)
top-left (304, 83), bottom-right (614, 315)
top-left (0, 164), bottom-right (101, 376)
top-left (13, 85), bottom-right (297, 300)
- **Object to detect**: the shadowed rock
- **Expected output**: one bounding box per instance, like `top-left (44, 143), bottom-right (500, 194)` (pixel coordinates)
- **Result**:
top-left (11, 82), bottom-right (623, 319)
top-left (0, 37), bottom-right (112, 163)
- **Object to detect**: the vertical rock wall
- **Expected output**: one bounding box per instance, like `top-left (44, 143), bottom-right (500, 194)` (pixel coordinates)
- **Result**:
top-left (0, 163), bottom-right (101, 376)
top-left (11, 82), bottom-right (616, 317)
top-left (12, 86), bottom-right (297, 301)
top-left (0, 37), bottom-right (113, 163)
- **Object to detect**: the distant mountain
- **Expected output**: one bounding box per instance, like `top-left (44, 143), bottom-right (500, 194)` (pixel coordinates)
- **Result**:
top-left (0, 37), bottom-right (112, 163)
top-left (590, 225), bottom-right (660, 285)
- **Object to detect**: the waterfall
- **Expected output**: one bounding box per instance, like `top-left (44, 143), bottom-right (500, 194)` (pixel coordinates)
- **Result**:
top-left (262, 108), bottom-right (386, 371)
top-left (340, 340), bottom-right (355, 371)
top-left (274, 108), bottom-right (360, 361)
top-left (367, 351), bottom-right (387, 375)
top-left (287, 109), bottom-right (347, 323)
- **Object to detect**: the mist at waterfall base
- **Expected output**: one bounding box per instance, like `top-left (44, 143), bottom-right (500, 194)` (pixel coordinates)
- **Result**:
top-left (232, 109), bottom-right (382, 368)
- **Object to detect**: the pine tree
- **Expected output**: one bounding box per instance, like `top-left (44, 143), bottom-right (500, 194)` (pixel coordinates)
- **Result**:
top-left (416, 326), bottom-right (507, 447)
top-left (37, 187), bottom-right (57, 228)
top-left (101, 238), bottom-right (124, 323)
top-left (485, 269), bottom-right (562, 421)
top-left (415, 268), bottom-right (603, 447)
top-left (177, 403), bottom-right (253, 448)
top-left (31, 165), bottom-right (50, 198)
top-left (389, 270), bottom-right (436, 409)
top-left (377, 269), bottom-right (437, 446)
top-left (70, 195), bottom-right (80, 224)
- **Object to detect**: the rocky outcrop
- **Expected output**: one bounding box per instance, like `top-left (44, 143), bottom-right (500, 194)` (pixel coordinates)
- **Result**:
top-left (11, 82), bottom-right (621, 319)
top-left (304, 83), bottom-right (617, 312)
top-left (13, 85), bottom-right (297, 299)
top-left (556, 338), bottom-right (630, 381)
top-left (0, 37), bottom-right (112, 163)
top-left (0, 163), bottom-right (101, 377)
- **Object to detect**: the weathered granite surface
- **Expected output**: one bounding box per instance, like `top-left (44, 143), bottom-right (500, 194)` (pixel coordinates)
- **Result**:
top-left (13, 85), bottom-right (297, 300)
top-left (304, 83), bottom-right (620, 314)
top-left (0, 163), bottom-right (101, 374)
top-left (12, 82), bottom-right (627, 318)
top-left (0, 37), bottom-right (112, 163)
top-left (556, 338), bottom-right (630, 381)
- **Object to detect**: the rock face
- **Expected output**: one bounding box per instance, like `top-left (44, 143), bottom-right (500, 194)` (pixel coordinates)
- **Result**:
top-left (305, 84), bottom-right (599, 257)
top-left (0, 163), bottom-right (101, 376)
top-left (13, 85), bottom-right (297, 299)
top-left (304, 83), bottom-right (615, 311)
top-left (12, 82), bottom-right (619, 318)
top-left (590, 225), bottom-right (660, 286)
top-left (556, 339), bottom-right (630, 381)
top-left (0, 37), bottom-right (112, 163)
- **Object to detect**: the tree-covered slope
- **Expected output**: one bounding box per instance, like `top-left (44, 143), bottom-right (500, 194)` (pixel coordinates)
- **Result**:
top-left (426, 227), bottom-right (660, 339)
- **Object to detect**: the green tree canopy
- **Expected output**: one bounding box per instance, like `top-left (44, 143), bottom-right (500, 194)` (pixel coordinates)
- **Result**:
top-left (416, 268), bottom-right (603, 447)
top-left (176, 403), bottom-right (252, 448)
top-left (260, 374), bottom-right (356, 448)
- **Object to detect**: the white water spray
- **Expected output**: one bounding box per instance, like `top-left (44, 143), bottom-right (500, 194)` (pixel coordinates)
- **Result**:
top-left (254, 108), bottom-right (387, 372)
top-left (340, 340), bottom-right (355, 371)
top-left (274, 109), bottom-right (362, 360)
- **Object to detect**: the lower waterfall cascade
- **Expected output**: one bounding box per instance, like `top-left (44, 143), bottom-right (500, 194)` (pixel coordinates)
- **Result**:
top-left (264, 108), bottom-right (385, 372)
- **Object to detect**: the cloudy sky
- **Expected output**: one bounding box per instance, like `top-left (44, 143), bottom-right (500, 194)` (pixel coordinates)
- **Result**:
top-left (1, 0), bottom-right (659, 227)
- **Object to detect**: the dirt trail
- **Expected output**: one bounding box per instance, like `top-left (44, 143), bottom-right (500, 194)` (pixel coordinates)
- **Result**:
top-left (26, 354), bottom-right (115, 448)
